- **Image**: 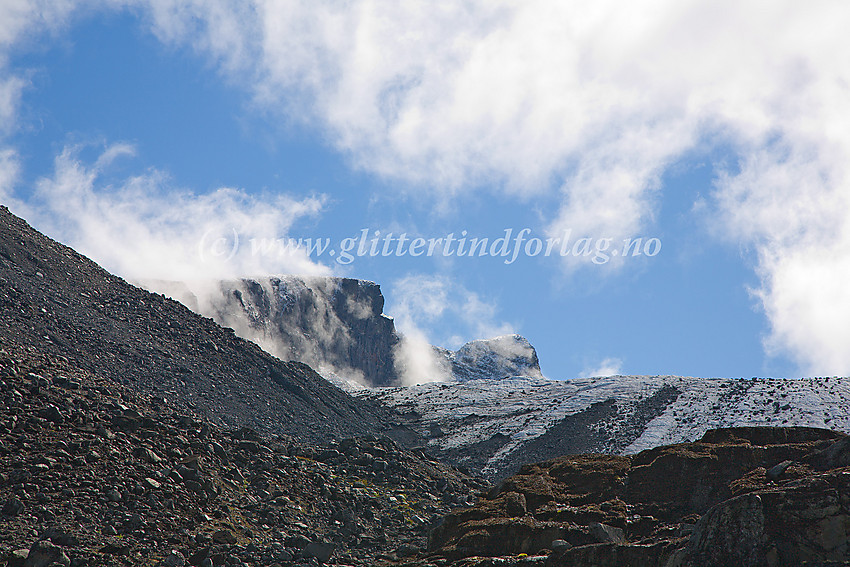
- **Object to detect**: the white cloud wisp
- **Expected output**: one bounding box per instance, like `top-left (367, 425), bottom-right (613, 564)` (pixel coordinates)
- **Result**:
top-left (387, 273), bottom-right (516, 385)
top-left (15, 143), bottom-right (329, 284)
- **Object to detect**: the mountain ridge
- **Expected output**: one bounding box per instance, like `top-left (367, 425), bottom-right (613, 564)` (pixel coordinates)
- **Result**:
top-left (0, 205), bottom-right (410, 444)
top-left (152, 276), bottom-right (543, 387)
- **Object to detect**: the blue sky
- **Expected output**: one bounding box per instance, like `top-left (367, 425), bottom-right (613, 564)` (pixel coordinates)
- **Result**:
top-left (2, 2), bottom-right (848, 380)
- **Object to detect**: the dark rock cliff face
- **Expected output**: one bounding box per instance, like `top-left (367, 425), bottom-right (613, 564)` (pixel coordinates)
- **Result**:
top-left (211, 277), bottom-right (400, 387)
top-left (182, 277), bottom-right (543, 387)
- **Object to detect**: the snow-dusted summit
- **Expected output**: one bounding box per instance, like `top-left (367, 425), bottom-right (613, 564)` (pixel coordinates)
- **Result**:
top-left (439, 334), bottom-right (543, 382)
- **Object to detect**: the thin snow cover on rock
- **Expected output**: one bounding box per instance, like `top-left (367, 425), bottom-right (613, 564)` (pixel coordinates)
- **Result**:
top-left (362, 374), bottom-right (850, 480)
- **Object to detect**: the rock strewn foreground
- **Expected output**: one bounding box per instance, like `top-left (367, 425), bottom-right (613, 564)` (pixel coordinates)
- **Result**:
top-left (0, 346), bottom-right (486, 566)
top-left (422, 426), bottom-right (850, 567)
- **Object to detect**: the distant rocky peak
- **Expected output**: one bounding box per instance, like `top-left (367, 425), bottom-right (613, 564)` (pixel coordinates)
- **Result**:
top-left (211, 276), bottom-right (399, 387)
top-left (448, 334), bottom-right (543, 382)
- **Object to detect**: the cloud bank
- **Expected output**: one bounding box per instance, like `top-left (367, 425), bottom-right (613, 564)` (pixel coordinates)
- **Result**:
top-left (164, 1), bottom-right (850, 375)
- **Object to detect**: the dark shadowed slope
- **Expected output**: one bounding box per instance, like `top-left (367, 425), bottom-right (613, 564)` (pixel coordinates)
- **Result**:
top-left (0, 206), bottom-right (411, 443)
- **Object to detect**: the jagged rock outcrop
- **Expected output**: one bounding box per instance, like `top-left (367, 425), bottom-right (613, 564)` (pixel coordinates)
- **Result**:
top-left (163, 276), bottom-right (543, 387)
top-left (211, 276), bottom-right (400, 386)
top-left (422, 426), bottom-right (850, 567)
top-left (440, 335), bottom-right (543, 382)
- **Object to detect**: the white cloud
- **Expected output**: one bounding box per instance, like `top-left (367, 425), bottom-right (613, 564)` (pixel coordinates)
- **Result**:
top-left (0, 1), bottom-right (78, 136)
top-left (391, 331), bottom-right (450, 387)
top-left (236, 0), bottom-right (850, 373)
top-left (457, 291), bottom-right (516, 345)
top-left (713, 140), bottom-right (850, 375)
top-left (385, 274), bottom-right (450, 385)
top-left (135, 0), bottom-right (259, 77)
top-left (0, 0), bottom-right (75, 50)
top-left (125, 2), bottom-right (850, 239)
top-left (388, 274), bottom-right (450, 327)
top-left (16, 143), bottom-right (329, 283)
top-left (388, 273), bottom-right (514, 348)
top-left (0, 147), bottom-right (19, 209)
top-left (580, 357), bottom-right (623, 379)
top-left (0, 75), bottom-right (25, 134)
top-left (386, 273), bottom-right (516, 385)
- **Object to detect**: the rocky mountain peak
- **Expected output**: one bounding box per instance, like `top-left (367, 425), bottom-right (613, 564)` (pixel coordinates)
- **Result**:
top-left (448, 334), bottom-right (543, 382)
top-left (210, 276), bottom-right (399, 387)
top-left (159, 275), bottom-right (543, 387)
